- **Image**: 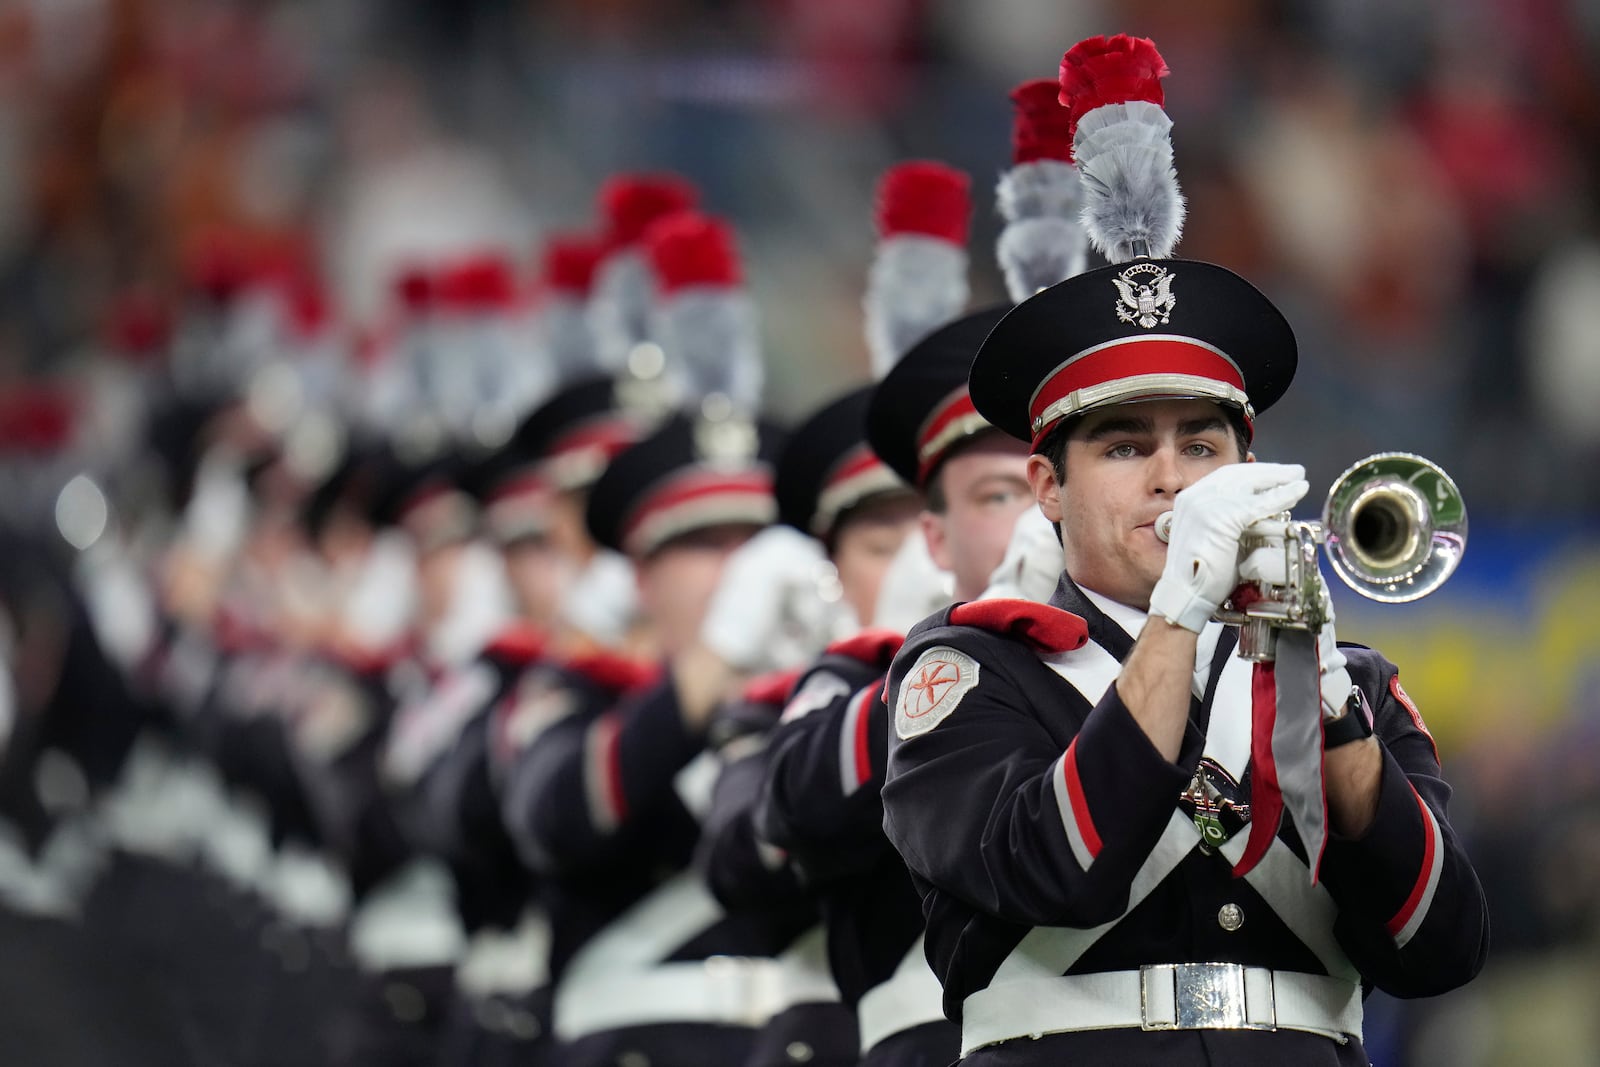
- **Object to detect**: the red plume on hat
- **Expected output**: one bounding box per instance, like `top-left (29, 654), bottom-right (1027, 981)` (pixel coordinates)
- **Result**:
top-left (393, 264), bottom-right (436, 317)
top-left (541, 233), bottom-right (606, 297)
top-left (996, 79), bottom-right (1088, 301)
top-left (599, 174), bottom-right (700, 251)
top-left (1012, 79), bottom-right (1076, 165)
top-left (864, 161), bottom-right (972, 379)
top-left (1058, 34), bottom-right (1168, 131)
top-left (537, 231), bottom-right (607, 382)
top-left (104, 289), bottom-right (173, 363)
top-left (434, 253), bottom-right (520, 316)
top-left (644, 212), bottom-right (743, 294)
top-left (590, 173), bottom-right (701, 373)
top-left (1058, 34), bottom-right (1184, 263)
top-left (643, 211), bottom-right (762, 417)
top-left (0, 385), bottom-right (76, 454)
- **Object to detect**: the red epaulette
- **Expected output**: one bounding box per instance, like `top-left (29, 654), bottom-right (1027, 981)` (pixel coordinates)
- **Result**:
top-left (947, 599), bottom-right (1088, 655)
top-left (822, 628), bottom-right (906, 669)
top-left (561, 649), bottom-right (663, 695)
top-left (741, 668), bottom-right (805, 707)
top-left (483, 622), bottom-right (547, 668)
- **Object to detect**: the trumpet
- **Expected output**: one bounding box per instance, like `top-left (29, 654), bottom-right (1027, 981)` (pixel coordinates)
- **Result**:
top-left (1155, 453), bottom-right (1467, 661)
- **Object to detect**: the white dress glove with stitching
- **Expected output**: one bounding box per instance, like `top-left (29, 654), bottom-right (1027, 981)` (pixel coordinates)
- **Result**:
top-left (699, 525), bottom-right (847, 673)
top-left (1148, 462), bottom-right (1309, 632)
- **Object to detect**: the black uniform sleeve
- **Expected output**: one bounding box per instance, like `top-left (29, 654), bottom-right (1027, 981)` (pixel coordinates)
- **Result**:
top-left (882, 625), bottom-right (1191, 929)
top-left (501, 675), bottom-right (703, 873)
top-left (756, 656), bottom-right (891, 883)
top-left (1318, 647), bottom-right (1489, 996)
top-left (695, 735), bottom-right (807, 911)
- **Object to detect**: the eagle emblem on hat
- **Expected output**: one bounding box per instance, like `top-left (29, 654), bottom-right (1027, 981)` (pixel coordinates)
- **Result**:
top-left (1113, 262), bottom-right (1176, 329)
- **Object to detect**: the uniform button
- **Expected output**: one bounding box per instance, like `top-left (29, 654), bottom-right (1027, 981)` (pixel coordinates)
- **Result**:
top-left (474, 998), bottom-right (510, 1033)
top-left (617, 1052), bottom-right (650, 1067)
top-left (384, 981), bottom-right (427, 1023)
top-left (786, 1041), bottom-right (815, 1062)
top-left (1217, 903), bottom-right (1244, 932)
top-left (506, 1009), bottom-right (542, 1040)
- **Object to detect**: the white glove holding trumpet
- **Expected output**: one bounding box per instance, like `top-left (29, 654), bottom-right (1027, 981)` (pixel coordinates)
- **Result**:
top-left (1147, 462), bottom-right (1310, 633)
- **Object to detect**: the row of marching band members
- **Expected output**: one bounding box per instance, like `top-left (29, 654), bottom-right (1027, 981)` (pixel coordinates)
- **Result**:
top-left (0, 70), bottom-right (1081, 1067)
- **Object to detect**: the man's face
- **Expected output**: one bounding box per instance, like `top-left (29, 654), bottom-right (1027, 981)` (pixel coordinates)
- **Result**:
top-left (1030, 398), bottom-right (1245, 609)
top-left (831, 493), bottom-right (922, 626)
top-left (415, 541), bottom-right (467, 627)
top-left (501, 490), bottom-right (593, 628)
top-left (923, 434), bottom-right (1033, 601)
top-left (503, 538), bottom-right (575, 629)
top-left (635, 524), bottom-right (759, 657)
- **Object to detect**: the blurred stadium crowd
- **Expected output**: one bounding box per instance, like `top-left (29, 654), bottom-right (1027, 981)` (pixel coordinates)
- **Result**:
top-left (0, 1), bottom-right (1595, 1065)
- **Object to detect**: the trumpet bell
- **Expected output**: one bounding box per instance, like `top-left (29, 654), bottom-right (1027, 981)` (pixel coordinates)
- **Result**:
top-left (1322, 452), bottom-right (1466, 604)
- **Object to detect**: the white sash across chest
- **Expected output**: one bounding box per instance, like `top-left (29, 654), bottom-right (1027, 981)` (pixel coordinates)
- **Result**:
top-left (987, 623), bottom-right (1356, 986)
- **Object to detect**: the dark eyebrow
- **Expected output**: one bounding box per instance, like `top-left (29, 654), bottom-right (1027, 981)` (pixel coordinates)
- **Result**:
top-left (1079, 415), bottom-right (1155, 442)
top-left (1178, 416), bottom-right (1229, 437)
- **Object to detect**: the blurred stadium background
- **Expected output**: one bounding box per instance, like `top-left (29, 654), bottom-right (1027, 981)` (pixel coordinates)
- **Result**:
top-left (0, 0), bottom-right (1597, 1063)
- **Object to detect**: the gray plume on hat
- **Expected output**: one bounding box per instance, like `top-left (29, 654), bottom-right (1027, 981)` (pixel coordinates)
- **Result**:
top-left (995, 158), bottom-right (1088, 301)
top-left (651, 287), bottom-right (764, 416)
top-left (587, 252), bottom-right (654, 374)
top-left (864, 235), bottom-right (970, 381)
top-left (542, 295), bottom-right (598, 383)
top-left (1073, 101), bottom-right (1186, 264)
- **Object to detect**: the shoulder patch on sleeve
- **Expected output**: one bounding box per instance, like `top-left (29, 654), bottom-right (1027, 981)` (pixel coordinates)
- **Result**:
top-left (781, 670), bottom-right (853, 724)
top-left (896, 646), bottom-right (980, 739)
top-left (1389, 674), bottom-right (1439, 762)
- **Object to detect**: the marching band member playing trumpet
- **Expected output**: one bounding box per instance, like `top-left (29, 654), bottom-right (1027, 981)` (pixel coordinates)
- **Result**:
top-left (878, 34), bottom-right (1488, 1066)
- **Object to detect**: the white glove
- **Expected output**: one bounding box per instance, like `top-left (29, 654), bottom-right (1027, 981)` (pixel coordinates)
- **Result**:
top-left (1148, 462), bottom-right (1309, 632)
top-left (872, 530), bottom-right (954, 631)
top-left (561, 550), bottom-right (639, 647)
top-left (699, 525), bottom-right (848, 673)
top-left (980, 506), bottom-right (1063, 603)
top-left (1313, 592), bottom-right (1355, 721)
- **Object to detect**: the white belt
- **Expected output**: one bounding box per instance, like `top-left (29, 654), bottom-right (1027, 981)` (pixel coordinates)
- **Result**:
top-left (856, 937), bottom-right (949, 1053)
top-left (771, 925), bottom-right (843, 1014)
top-left (556, 956), bottom-right (787, 1040)
top-left (961, 963), bottom-right (1362, 1056)
top-left (456, 910), bottom-right (552, 998)
top-left (347, 859), bottom-right (466, 973)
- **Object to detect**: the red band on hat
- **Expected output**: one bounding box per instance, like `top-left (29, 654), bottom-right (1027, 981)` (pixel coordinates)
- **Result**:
top-left (546, 418), bottom-right (643, 466)
top-left (813, 445), bottom-right (903, 537)
top-left (824, 446), bottom-right (885, 493)
top-left (621, 468), bottom-right (775, 556)
top-left (916, 388), bottom-right (992, 484)
top-left (398, 480), bottom-right (453, 521)
top-left (486, 470), bottom-right (551, 508)
top-left (1028, 336), bottom-right (1246, 443)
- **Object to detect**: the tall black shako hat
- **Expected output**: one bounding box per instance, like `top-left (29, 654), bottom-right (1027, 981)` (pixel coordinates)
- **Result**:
top-left (776, 385), bottom-right (907, 540)
top-left (586, 412), bottom-right (785, 558)
top-left (473, 373), bottom-right (657, 546)
top-left (970, 35), bottom-right (1296, 451)
top-left (779, 161), bottom-right (983, 534)
top-left (373, 450), bottom-right (478, 554)
top-left (868, 307), bottom-right (1007, 488)
top-left (867, 79), bottom-right (1099, 487)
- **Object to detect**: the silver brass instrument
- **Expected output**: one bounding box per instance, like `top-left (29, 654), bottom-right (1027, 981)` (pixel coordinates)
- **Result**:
top-left (1156, 452), bottom-right (1467, 661)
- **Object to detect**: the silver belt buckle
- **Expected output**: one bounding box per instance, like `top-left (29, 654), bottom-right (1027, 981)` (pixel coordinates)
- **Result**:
top-left (1139, 963), bottom-right (1275, 1032)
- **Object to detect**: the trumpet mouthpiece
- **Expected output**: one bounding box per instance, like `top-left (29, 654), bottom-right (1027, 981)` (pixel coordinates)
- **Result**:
top-left (1154, 512), bottom-right (1174, 543)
